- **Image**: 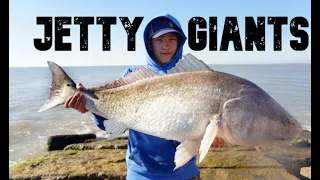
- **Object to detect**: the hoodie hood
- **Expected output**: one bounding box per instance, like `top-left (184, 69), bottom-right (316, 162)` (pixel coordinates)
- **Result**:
top-left (143, 14), bottom-right (187, 74)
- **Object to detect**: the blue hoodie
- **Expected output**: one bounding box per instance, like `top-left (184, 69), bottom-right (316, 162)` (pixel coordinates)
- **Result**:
top-left (92, 14), bottom-right (199, 180)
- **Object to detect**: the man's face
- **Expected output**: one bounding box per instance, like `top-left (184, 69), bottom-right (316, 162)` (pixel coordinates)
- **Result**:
top-left (149, 32), bottom-right (179, 65)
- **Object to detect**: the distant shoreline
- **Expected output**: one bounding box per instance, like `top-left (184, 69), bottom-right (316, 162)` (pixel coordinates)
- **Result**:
top-left (9, 63), bottom-right (311, 68)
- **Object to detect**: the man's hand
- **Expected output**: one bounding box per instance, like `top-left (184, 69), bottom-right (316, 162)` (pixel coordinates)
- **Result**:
top-left (212, 137), bottom-right (225, 148)
top-left (64, 83), bottom-right (88, 113)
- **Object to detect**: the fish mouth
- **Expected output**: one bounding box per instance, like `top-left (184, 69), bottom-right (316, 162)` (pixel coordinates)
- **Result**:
top-left (254, 138), bottom-right (293, 148)
top-left (275, 137), bottom-right (294, 141)
top-left (273, 137), bottom-right (301, 146)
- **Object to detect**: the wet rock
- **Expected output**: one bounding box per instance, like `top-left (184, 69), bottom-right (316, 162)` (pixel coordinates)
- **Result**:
top-left (199, 167), bottom-right (299, 180)
top-left (64, 139), bottom-right (128, 150)
top-left (84, 137), bottom-right (128, 144)
top-left (10, 141), bottom-right (302, 180)
top-left (10, 131), bottom-right (311, 180)
top-left (9, 149), bottom-right (127, 180)
top-left (47, 133), bottom-right (96, 151)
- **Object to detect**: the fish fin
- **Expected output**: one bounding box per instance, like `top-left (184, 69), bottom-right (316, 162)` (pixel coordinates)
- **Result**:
top-left (38, 61), bottom-right (77, 112)
top-left (103, 120), bottom-right (128, 139)
top-left (199, 117), bottom-right (220, 163)
top-left (90, 66), bottom-right (159, 91)
top-left (38, 98), bottom-right (65, 112)
top-left (167, 53), bottom-right (213, 74)
top-left (173, 140), bottom-right (201, 171)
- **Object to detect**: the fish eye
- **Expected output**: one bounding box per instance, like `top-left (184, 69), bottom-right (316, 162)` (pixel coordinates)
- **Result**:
top-left (285, 119), bottom-right (291, 125)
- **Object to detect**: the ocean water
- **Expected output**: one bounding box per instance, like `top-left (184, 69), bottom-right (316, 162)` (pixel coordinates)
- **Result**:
top-left (9, 63), bottom-right (311, 167)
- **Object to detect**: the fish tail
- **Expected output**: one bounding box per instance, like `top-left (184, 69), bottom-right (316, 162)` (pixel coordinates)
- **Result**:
top-left (38, 61), bottom-right (77, 112)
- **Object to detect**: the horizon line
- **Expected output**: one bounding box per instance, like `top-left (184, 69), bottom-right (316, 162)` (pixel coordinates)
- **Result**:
top-left (9, 62), bottom-right (311, 68)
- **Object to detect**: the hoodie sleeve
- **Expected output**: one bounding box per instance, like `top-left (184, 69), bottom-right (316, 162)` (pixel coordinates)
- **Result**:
top-left (121, 67), bottom-right (137, 77)
top-left (92, 67), bottom-right (137, 131)
top-left (92, 114), bottom-right (107, 131)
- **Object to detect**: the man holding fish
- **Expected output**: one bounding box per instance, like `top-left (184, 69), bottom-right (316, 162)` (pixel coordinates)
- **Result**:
top-left (64, 13), bottom-right (207, 180)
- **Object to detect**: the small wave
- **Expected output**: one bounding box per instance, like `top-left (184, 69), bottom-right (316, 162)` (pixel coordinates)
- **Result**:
top-left (37, 135), bottom-right (47, 140)
top-left (9, 140), bottom-right (47, 167)
top-left (9, 149), bottom-right (15, 153)
top-left (305, 126), bottom-right (311, 132)
top-left (301, 122), bottom-right (311, 132)
top-left (303, 112), bottom-right (311, 116)
top-left (13, 130), bottom-right (31, 136)
top-left (9, 160), bottom-right (17, 167)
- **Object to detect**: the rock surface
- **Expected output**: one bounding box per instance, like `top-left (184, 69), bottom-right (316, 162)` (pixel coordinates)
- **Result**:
top-left (9, 130), bottom-right (311, 180)
top-left (300, 166), bottom-right (311, 179)
top-left (47, 133), bottom-right (97, 151)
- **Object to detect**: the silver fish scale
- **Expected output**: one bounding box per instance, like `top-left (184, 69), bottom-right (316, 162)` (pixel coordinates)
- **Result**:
top-left (84, 71), bottom-right (232, 142)
top-left (114, 84), bottom-right (221, 141)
